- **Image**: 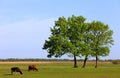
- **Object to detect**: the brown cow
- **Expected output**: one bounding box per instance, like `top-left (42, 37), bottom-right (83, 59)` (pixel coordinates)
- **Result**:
top-left (11, 67), bottom-right (23, 75)
top-left (28, 65), bottom-right (38, 71)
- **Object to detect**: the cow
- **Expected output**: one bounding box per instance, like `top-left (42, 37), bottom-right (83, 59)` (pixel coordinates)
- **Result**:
top-left (11, 67), bottom-right (23, 75)
top-left (28, 65), bottom-right (38, 71)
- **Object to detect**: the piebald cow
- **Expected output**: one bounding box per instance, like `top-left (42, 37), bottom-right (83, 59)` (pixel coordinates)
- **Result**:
top-left (11, 67), bottom-right (23, 75)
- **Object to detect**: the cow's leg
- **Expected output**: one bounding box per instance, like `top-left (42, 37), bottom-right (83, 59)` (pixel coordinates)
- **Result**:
top-left (11, 71), bottom-right (13, 75)
top-left (11, 68), bottom-right (14, 75)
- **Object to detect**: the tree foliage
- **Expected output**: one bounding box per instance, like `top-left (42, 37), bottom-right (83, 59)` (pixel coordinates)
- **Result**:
top-left (43, 15), bottom-right (114, 68)
top-left (89, 21), bottom-right (114, 68)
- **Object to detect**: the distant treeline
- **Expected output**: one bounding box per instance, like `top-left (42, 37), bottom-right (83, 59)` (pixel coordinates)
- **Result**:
top-left (0, 58), bottom-right (74, 62)
top-left (0, 58), bottom-right (118, 62)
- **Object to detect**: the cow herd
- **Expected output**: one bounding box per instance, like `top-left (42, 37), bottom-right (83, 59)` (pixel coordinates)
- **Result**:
top-left (11, 65), bottom-right (38, 75)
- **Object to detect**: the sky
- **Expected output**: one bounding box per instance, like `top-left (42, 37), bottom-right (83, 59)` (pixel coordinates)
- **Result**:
top-left (0, 0), bottom-right (120, 60)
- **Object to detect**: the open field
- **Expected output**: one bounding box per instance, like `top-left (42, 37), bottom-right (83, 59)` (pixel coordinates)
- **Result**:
top-left (0, 61), bottom-right (120, 78)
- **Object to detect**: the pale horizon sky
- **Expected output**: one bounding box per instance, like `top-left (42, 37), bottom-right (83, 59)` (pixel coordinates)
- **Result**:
top-left (0, 0), bottom-right (120, 60)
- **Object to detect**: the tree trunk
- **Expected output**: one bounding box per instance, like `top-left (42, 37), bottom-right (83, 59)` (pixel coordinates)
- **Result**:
top-left (82, 55), bottom-right (88, 68)
top-left (95, 54), bottom-right (98, 68)
top-left (73, 53), bottom-right (78, 68)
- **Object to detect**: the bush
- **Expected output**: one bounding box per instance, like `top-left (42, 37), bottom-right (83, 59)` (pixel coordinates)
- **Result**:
top-left (112, 60), bottom-right (120, 64)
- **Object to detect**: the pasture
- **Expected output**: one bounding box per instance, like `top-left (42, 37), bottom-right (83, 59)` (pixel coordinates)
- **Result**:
top-left (0, 61), bottom-right (120, 78)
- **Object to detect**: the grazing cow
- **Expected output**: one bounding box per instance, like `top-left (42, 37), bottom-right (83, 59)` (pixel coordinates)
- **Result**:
top-left (11, 67), bottom-right (23, 75)
top-left (28, 65), bottom-right (38, 71)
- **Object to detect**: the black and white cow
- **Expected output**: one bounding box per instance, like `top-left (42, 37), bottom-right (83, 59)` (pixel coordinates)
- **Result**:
top-left (11, 67), bottom-right (23, 75)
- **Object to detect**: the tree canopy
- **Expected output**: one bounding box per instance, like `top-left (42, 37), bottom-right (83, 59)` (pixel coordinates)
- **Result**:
top-left (43, 15), bottom-right (114, 68)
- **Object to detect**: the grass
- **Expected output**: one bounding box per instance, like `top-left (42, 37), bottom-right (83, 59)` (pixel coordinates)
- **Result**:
top-left (0, 62), bottom-right (120, 78)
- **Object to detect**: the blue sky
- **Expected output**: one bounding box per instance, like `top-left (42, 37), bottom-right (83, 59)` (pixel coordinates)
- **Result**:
top-left (0, 0), bottom-right (120, 59)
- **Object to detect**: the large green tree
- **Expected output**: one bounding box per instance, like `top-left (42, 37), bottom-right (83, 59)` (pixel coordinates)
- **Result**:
top-left (43, 15), bottom-right (88, 68)
top-left (89, 21), bottom-right (114, 68)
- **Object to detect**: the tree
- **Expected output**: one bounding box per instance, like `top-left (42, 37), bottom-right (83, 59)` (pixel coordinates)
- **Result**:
top-left (42, 15), bottom-right (114, 68)
top-left (81, 23), bottom-right (93, 68)
top-left (89, 21), bottom-right (114, 68)
top-left (43, 15), bottom-right (88, 68)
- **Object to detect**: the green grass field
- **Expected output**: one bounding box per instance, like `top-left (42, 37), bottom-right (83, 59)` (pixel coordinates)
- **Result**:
top-left (0, 62), bottom-right (120, 78)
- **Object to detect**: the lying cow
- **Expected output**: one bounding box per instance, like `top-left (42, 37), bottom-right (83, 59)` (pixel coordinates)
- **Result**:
top-left (11, 67), bottom-right (23, 75)
top-left (28, 65), bottom-right (38, 71)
